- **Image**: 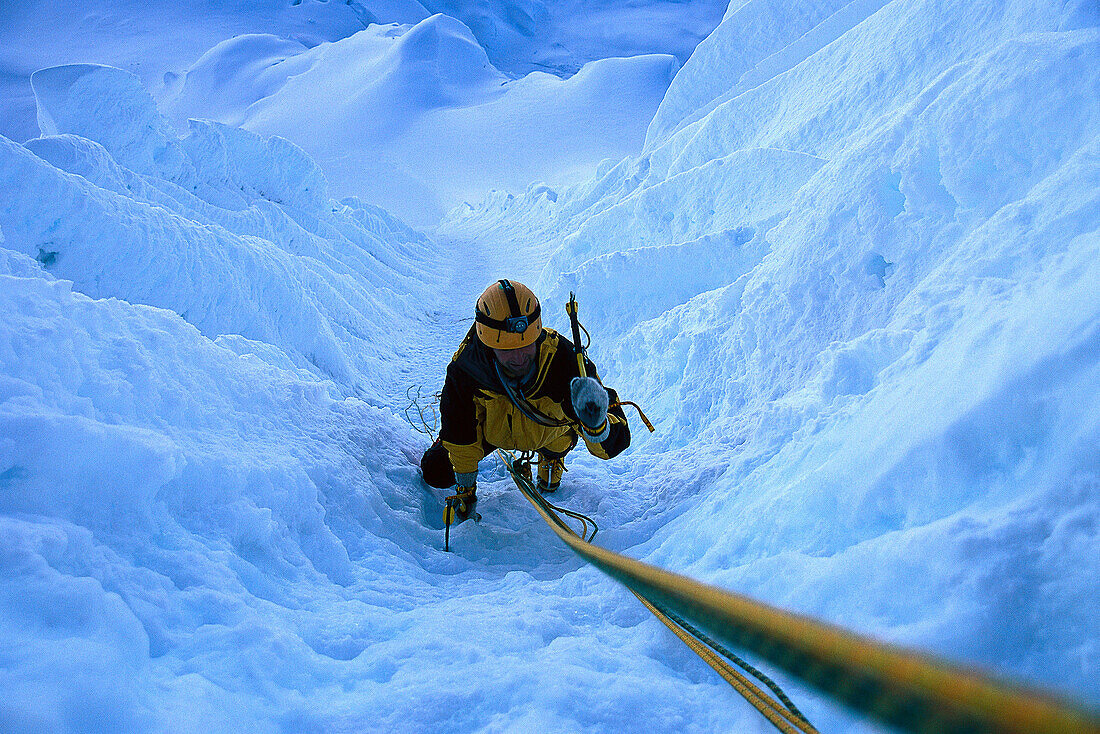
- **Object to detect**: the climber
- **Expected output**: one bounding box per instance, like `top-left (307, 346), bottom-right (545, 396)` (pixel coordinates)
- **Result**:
top-left (421, 279), bottom-right (631, 524)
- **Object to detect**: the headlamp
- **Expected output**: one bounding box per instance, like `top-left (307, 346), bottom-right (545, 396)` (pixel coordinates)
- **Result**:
top-left (475, 303), bottom-right (540, 334)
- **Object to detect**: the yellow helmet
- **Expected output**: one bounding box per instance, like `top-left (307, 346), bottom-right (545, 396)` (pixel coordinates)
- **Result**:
top-left (475, 279), bottom-right (542, 349)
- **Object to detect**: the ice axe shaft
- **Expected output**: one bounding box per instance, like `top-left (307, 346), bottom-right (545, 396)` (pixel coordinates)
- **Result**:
top-left (567, 292), bottom-right (586, 378)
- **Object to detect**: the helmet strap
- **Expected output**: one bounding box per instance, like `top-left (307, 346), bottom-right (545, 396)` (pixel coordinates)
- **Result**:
top-left (498, 279), bottom-right (522, 317)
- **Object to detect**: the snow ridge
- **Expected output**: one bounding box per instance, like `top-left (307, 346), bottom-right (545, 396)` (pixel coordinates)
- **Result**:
top-left (8, 64), bottom-right (438, 394)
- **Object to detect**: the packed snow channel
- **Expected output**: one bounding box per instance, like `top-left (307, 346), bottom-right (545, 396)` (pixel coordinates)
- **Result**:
top-left (0, 59), bottom-right (750, 732)
top-left (2, 0), bottom-right (1100, 732)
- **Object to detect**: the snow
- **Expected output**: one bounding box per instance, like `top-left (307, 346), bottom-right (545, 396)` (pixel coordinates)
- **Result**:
top-left (10, 63), bottom-right (438, 394)
top-left (2, 0), bottom-right (1099, 732)
top-left (416, 0), bottom-right (727, 77)
top-left (0, 0), bottom-right (387, 143)
top-left (160, 16), bottom-right (680, 226)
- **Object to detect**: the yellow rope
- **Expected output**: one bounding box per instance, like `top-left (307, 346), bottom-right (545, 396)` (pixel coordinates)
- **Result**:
top-left (634, 591), bottom-right (817, 734)
top-left (496, 449), bottom-right (1100, 734)
top-left (498, 449), bottom-right (816, 733)
top-left (403, 384), bottom-right (439, 439)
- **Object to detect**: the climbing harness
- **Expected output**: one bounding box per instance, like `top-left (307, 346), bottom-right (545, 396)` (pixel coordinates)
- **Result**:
top-left (497, 449), bottom-right (1100, 734)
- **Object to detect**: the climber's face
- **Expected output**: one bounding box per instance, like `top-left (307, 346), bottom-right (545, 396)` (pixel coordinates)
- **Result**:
top-left (492, 341), bottom-right (538, 378)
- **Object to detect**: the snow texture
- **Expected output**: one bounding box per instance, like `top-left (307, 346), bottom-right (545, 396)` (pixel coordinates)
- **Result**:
top-left (1, 0), bottom-right (1099, 732)
top-left (160, 17), bottom-right (681, 226)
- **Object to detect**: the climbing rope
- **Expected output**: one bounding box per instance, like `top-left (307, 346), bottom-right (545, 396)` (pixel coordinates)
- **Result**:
top-left (611, 399), bottom-right (655, 433)
top-left (542, 496), bottom-right (598, 543)
top-left (497, 449), bottom-right (1100, 734)
top-left (510, 451), bottom-right (599, 542)
top-left (403, 384), bottom-right (440, 440)
top-left (498, 448), bottom-right (815, 732)
top-left (648, 599), bottom-right (813, 728)
top-left (636, 593), bottom-right (817, 734)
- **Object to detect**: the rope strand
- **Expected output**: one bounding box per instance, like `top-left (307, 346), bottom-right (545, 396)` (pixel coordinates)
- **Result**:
top-left (403, 384), bottom-right (440, 439)
top-left (498, 448), bottom-right (814, 732)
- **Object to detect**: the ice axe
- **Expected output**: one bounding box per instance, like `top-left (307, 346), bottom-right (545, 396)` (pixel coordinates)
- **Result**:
top-left (566, 291), bottom-right (656, 433)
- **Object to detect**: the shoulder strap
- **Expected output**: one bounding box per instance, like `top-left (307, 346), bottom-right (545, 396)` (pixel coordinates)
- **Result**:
top-left (493, 360), bottom-right (573, 428)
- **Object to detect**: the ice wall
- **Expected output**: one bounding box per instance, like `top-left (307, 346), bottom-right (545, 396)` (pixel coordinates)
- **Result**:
top-left (7, 64), bottom-right (437, 395)
top-left (0, 63), bottom-right (463, 731)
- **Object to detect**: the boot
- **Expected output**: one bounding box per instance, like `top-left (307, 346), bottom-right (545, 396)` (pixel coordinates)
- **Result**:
top-left (537, 456), bottom-right (564, 493)
top-left (516, 459), bottom-right (533, 485)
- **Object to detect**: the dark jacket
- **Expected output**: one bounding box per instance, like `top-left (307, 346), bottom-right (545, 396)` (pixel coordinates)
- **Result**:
top-left (439, 327), bottom-right (630, 474)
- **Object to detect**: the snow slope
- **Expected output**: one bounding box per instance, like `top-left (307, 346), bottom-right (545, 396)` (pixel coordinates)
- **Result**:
top-left (0, 0), bottom-right (406, 143)
top-left (2, 0), bottom-right (1099, 732)
top-left (162, 16), bottom-right (680, 225)
top-left (0, 61), bottom-right (750, 732)
top-left (2, 0), bottom-right (716, 226)
top-left (17, 64), bottom-right (438, 396)
top-left (416, 0), bottom-right (728, 75)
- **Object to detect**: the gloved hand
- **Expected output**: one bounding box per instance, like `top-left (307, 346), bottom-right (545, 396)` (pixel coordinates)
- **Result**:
top-left (570, 376), bottom-right (609, 439)
top-left (444, 484), bottom-right (477, 524)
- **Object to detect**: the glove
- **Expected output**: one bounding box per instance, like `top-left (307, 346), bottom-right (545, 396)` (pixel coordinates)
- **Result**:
top-left (570, 376), bottom-right (609, 440)
top-left (444, 484), bottom-right (477, 524)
